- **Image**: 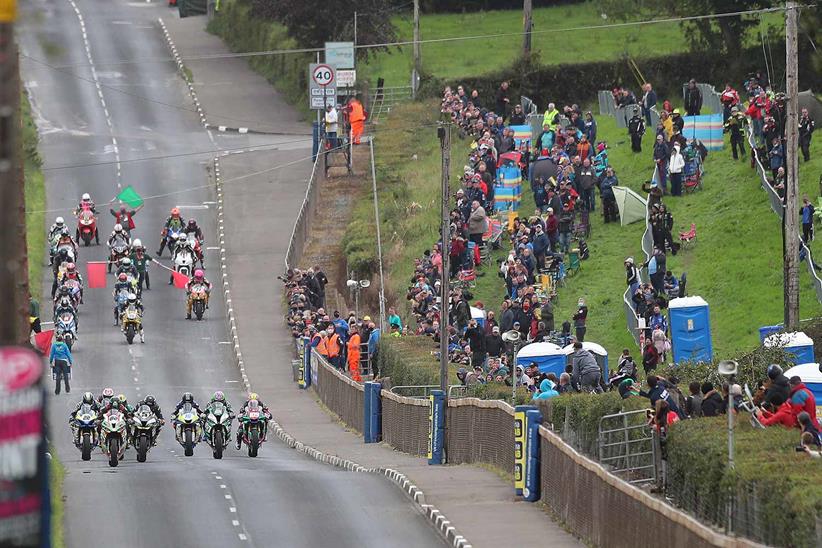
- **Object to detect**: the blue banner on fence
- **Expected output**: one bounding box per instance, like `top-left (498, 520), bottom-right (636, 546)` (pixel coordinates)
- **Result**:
top-left (524, 408), bottom-right (543, 502)
top-left (428, 390), bottom-right (445, 465)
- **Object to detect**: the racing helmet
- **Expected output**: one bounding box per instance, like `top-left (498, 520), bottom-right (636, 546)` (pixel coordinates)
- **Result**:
top-left (120, 258), bottom-right (132, 266)
top-left (132, 238), bottom-right (143, 248)
top-left (82, 392), bottom-right (94, 404)
top-left (187, 219), bottom-right (197, 227)
top-left (144, 395), bottom-right (156, 406)
top-left (127, 293), bottom-right (138, 305)
top-left (171, 207), bottom-right (180, 217)
top-left (59, 296), bottom-right (71, 307)
top-left (55, 332), bottom-right (63, 342)
top-left (102, 387), bottom-right (115, 398)
top-left (118, 394), bottom-right (127, 404)
top-left (55, 217), bottom-right (65, 227)
top-left (182, 392), bottom-right (194, 404)
top-left (114, 224), bottom-right (123, 233)
top-left (60, 227), bottom-right (70, 236)
top-left (194, 269), bottom-right (204, 280)
top-left (81, 193), bottom-right (91, 201)
top-left (212, 391), bottom-right (225, 402)
top-left (118, 273), bottom-right (128, 282)
top-left (248, 392), bottom-right (259, 401)
top-left (66, 262), bottom-right (76, 272)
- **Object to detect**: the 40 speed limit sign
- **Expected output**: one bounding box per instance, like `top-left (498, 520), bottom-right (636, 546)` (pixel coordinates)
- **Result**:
top-left (308, 63), bottom-right (337, 110)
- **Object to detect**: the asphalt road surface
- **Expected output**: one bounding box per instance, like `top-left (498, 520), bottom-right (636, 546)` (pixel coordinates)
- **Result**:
top-left (20, 1), bottom-right (443, 546)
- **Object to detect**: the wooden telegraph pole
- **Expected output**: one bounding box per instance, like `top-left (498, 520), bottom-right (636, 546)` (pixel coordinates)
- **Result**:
top-left (522, 0), bottom-right (533, 58)
top-left (437, 124), bottom-right (450, 395)
top-left (0, 0), bottom-right (30, 346)
top-left (784, 1), bottom-right (800, 330)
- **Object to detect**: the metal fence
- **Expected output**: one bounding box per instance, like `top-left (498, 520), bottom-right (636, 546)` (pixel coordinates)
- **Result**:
top-left (538, 425), bottom-right (761, 548)
top-left (681, 82), bottom-right (723, 115)
top-left (284, 142), bottom-right (325, 272)
top-left (312, 349), bottom-right (364, 433)
top-left (597, 409), bottom-right (656, 485)
top-left (446, 398), bottom-right (514, 471)
top-left (368, 85), bottom-right (413, 123)
top-left (380, 389), bottom-right (429, 456)
top-left (746, 126), bottom-right (822, 303)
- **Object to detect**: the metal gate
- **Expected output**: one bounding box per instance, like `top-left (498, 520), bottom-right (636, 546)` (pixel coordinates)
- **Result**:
top-left (597, 409), bottom-right (657, 485)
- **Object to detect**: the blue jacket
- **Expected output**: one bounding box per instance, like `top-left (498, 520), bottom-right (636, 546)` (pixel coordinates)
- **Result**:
top-left (49, 341), bottom-right (73, 365)
top-left (533, 379), bottom-right (559, 400)
top-left (367, 329), bottom-right (381, 355)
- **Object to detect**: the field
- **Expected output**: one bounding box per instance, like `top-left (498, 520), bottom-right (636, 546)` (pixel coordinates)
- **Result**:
top-left (362, 3), bottom-right (781, 85)
top-left (364, 99), bottom-right (822, 360)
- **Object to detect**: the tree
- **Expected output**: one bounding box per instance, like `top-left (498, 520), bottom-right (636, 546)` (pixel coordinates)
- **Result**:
top-left (596, 0), bottom-right (777, 56)
top-left (251, 0), bottom-right (399, 58)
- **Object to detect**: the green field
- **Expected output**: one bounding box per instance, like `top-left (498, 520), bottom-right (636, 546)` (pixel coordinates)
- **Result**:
top-left (363, 100), bottom-right (822, 360)
top-left (362, 3), bottom-right (781, 85)
top-left (23, 92), bottom-right (45, 301)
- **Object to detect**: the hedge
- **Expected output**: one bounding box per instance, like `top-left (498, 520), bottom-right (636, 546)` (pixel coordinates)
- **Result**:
top-left (667, 418), bottom-right (822, 547)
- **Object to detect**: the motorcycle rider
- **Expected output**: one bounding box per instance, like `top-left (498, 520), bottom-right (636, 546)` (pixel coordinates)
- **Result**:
top-left (130, 239), bottom-right (153, 291)
top-left (112, 273), bottom-right (133, 324)
top-left (235, 393), bottom-right (271, 450)
top-left (56, 228), bottom-right (78, 259)
top-left (184, 218), bottom-right (205, 267)
top-left (73, 193), bottom-right (97, 216)
top-left (185, 269), bottom-right (212, 319)
top-left (62, 262), bottom-right (84, 305)
top-left (203, 391), bottom-right (234, 443)
top-left (69, 392), bottom-right (100, 425)
top-left (107, 223), bottom-right (131, 249)
top-left (54, 295), bottom-right (78, 331)
top-left (48, 217), bottom-right (66, 264)
top-left (98, 387), bottom-right (116, 408)
top-left (115, 257), bottom-right (139, 283)
top-left (134, 394), bottom-right (164, 445)
top-left (122, 293), bottom-right (145, 343)
top-left (100, 395), bottom-right (134, 447)
top-left (157, 207), bottom-right (185, 257)
top-left (172, 392), bottom-right (202, 418)
top-left (170, 233), bottom-right (195, 285)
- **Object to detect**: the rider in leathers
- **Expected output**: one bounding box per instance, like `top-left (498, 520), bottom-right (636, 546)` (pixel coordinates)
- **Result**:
top-left (99, 395), bottom-right (134, 446)
top-left (184, 219), bottom-right (205, 267)
top-left (115, 258), bottom-right (139, 282)
top-left (107, 224), bottom-right (131, 248)
top-left (112, 273), bottom-right (133, 324)
top-left (235, 393), bottom-right (272, 449)
top-left (202, 391), bottom-right (234, 444)
top-left (54, 296), bottom-right (79, 331)
top-left (134, 394), bottom-right (165, 445)
top-left (69, 392), bottom-right (100, 425)
top-left (185, 270), bottom-right (212, 319)
top-left (157, 208), bottom-right (185, 257)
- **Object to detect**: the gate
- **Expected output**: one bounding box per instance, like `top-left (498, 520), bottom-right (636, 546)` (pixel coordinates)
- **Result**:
top-left (597, 409), bottom-right (657, 485)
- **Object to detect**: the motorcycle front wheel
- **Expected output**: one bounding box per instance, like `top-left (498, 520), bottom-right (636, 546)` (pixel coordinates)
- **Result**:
top-left (125, 324), bottom-right (135, 344)
top-left (248, 426), bottom-right (259, 458)
top-left (137, 434), bottom-right (148, 462)
top-left (213, 428), bottom-right (223, 460)
top-left (81, 432), bottom-right (92, 461)
top-left (184, 428), bottom-right (194, 457)
top-left (108, 437), bottom-right (120, 467)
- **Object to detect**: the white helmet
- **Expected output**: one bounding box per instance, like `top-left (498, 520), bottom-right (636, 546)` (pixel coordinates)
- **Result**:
top-left (114, 223), bottom-right (123, 233)
top-left (56, 217), bottom-right (65, 226)
top-left (132, 238), bottom-right (143, 248)
top-left (82, 193), bottom-right (91, 201)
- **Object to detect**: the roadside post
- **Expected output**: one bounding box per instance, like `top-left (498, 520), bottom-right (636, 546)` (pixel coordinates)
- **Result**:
top-left (363, 381), bottom-right (382, 443)
top-left (298, 337), bottom-right (311, 389)
top-left (524, 408), bottom-right (543, 502)
top-left (427, 389), bottom-right (445, 464)
top-left (514, 404), bottom-right (533, 496)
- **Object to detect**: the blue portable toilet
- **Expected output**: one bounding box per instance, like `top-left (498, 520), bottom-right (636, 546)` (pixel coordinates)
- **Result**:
top-left (764, 331), bottom-right (815, 365)
top-left (668, 296), bottom-right (713, 364)
top-left (758, 324), bottom-right (784, 343)
top-left (470, 306), bottom-right (486, 329)
top-left (783, 363), bottom-right (822, 411)
top-left (517, 342), bottom-right (565, 376)
top-left (562, 342), bottom-right (609, 381)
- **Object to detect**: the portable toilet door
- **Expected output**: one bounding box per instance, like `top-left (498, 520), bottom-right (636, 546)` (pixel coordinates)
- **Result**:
top-left (470, 306), bottom-right (486, 329)
top-left (668, 296), bottom-right (713, 364)
top-left (516, 342), bottom-right (565, 377)
top-left (783, 363), bottom-right (822, 413)
top-left (561, 342), bottom-right (609, 381)
top-left (764, 332), bottom-right (815, 366)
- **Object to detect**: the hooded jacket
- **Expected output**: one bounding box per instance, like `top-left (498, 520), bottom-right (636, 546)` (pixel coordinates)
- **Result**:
top-left (789, 382), bottom-right (819, 429)
top-left (701, 390), bottom-right (725, 417)
top-left (533, 379), bottom-right (559, 400)
top-left (764, 374), bottom-right (791, 407)
top-left (759, 401), bottom-right (798, 428)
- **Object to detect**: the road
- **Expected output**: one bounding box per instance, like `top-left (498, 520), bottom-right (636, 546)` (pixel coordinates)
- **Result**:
top-left (19, 1), bottom-right (444, 546)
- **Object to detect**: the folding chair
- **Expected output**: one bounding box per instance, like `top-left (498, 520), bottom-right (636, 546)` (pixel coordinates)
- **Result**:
top-left (566, 249), bottom-right (581, 277)
top-left (679, 223), bottom-right (697, 247)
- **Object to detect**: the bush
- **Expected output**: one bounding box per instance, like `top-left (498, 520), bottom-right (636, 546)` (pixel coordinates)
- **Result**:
top-left (376, 336), bottom-right (440, 387)
top-left (667, 418), bottom-right (822, 547)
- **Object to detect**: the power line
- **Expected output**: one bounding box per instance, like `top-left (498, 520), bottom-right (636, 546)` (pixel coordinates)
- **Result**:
top-left (38, 6), bottom-right (793, 69)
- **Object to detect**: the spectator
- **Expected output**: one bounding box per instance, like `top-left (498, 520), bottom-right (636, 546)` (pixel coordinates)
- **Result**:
top-left (724, 106), bottom-right (747, 160)
top-left (625, 257), bottom-right (640, 297)
top-left (467, 200), bottom-right (488, 246)
top-left (768, 137), bottom-right (784, 180)
top-left (684, 79), bottom-right (703, 116)
top-left (642, 375), bottom-right (683, 417)
top-left (799, 432), bottom-right (822, 458)
top-left (719, 83), bottom-right (740, 122)
top-left (572, 298), bottom-right (588, 342)
top-left (652, 328), bottom-right (670, 362)
top-left (577, 158), bottom-right (597, 212)
top-left (700, 382), bottom-right (725, 417)
top-left (648, 305), bottom-right (667, 334)
top-left (324, 104), bottom-right (338, 149)
top-left (757, 400), bottom-right (798, 427)
top-left (583, 111), bottom-right (597, 144)
top-left (789, 375), bottom-right (819, 429)
top-left (628, 110), bottom-right (645, 153)
top-left (798, 411), bottom-right (822, 447)
top-left (668, 142), bottom-right (685, 197)
top-left (465, 319), bottom-right (486, 370)
top-left (509, 104), bottom-right (526, 125)
top-left (642, 339), bottom-right (659, 376)
top-left (685, 381), bottom-right (703, 417)
top-left (542, 102), bottom-right (560, 131)
top-left (557, 372), bottom-right (572, 394)
top-left (799, 108), bottom-right (815, 162)
top-left (388, 307), bottom-right (402, 331)
top-left (532, 378), bottom-right (559, 400)
top-left (641, 82), bottom-right (657, 126)
top-left (600, 167), bottom-right (618, 223)
top-left (571, 341), bottom-right (601, 392)
top-left (495, 81), bottom-right (510, 120)
top-left (658, 110), bottom-right (673, 141)
top-left (652, 134), bottom-right (669, 193)
top-left (801, 196), bottom-right (815, 243)
top-left (764, 364), bottom-right (791, 407)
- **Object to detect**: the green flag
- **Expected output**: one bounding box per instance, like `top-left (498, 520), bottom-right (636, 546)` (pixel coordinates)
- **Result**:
top-left (116, 185), bottom-right (143, 209)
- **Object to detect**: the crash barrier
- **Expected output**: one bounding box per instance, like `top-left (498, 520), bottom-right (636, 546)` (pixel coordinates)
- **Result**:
top-left (614, 103), bottom-right (642, 129)
top-left (380, 389), bottom-right (429, 456)
top-left (746, 125), bottom-right (822, 304)
top-left (284, 137), bottom-right (325, 272)
top-left (598, 90), bottom-right (616, 117)
top-left (538, 425), bottom-right (762, 548)
top-left (681, 82), bottom-right (723, 116)
top-left (313, 350), bottom-right (364, 433)
top-left (520, 95), bottom-right (538, 115)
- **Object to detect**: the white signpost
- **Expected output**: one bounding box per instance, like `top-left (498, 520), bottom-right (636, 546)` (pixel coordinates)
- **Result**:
top-left (325, 42), bottom-right (355, 69)
top-left (308, 63), bottom-right (336, 110)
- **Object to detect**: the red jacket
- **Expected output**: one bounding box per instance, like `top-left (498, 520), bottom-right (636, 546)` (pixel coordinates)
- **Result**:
top-left (760, 401), bottom-right (798, 428)
top-left (789, 382), bottom-right (819, 429)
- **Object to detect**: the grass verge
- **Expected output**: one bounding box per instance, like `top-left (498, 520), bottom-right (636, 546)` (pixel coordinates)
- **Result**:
top-left (23, 92), bottom-right (45, 301)
top-left (49, 449), bottom-right (65, 548)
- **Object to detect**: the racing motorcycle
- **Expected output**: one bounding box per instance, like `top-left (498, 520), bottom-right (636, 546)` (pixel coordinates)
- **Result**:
top-left (203, 402), bottom-right (232, 459)
top-left (61, 278), bottom-right (83, 310)
top-left (132, 404), bottom-right (160, 463)
top-left (71, 403), bottom-right (99, 461)
top-left (75, 203), bottom-right (99, 246)
top-left (174, 402), bottom-right (201, 457)
top-left (121, 301), bottom-right (143, 344)
top-left (190, 282), bottom-right (208, 321)
top-left (113, 288), bottom-right (130, 325)
top-left (163, 225), bottom-right (184, 254)
top-left (173, 241), bottom-right (195, 281)
top-left (238, 400), bottom-right (269, 458)
top-left (100, 406), bottom-right (129, 467)
top-left (108, 239), bottom-right (130, 273)
top-left (55, 310), bottom-right (78, 350)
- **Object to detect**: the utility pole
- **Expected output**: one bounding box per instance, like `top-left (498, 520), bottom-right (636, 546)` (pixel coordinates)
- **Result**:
top-left (0, 0), bottom-right (29, 346)
top-left (353, 11), bottom-right (357, 46)
top-left (437, 124), bottom-right (450, 395)
top-left (522, 0), bottom-right (533, 58)
top-left (784, 1), bottom-right (800, 330)
top-left (412, 0), bottom-right (421, 78)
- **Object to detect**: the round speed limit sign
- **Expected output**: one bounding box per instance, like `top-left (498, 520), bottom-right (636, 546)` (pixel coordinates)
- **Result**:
top-left (312, 64), bottom-right (335, 87)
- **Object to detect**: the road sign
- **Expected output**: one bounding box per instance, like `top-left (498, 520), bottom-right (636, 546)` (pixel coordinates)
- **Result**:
top-left (336, 69), bottom-right (357, 88)
top-left (308, 63), bottom-right (336, 111)
top-left (325, 42), bottom-right (355, 69)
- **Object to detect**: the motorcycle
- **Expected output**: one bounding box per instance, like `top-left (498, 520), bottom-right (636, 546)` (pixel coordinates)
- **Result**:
top-left (61, 278), bottom-right (83, 309)
top-left (100, 407), bottom-right (129, 467)
top-left (173, 244), bottom-right (194, 280)
top-left (132, 404), bottom-right (160, 462)
top-left (190, 282), bottom-right (208, 321)
top-left (163, 225), bottom-right (184, 254)
top-left (113, 288), bottom-right (130, 325)
top-left (121, 302), bottom-right (142, 345)
top-left (108, 239), bottom-right (130, 273)
top-left (55, 310), bottom-right (78, 350)
top-left (55, 242), bottom-right (76, 264)
top-left (75, 204), bottom-right (98, 246)
top-left (71, 403), bottom-right (99, 461)
top-left (174, 403), bottom-right (201, 457)
top-left (203, 402), bottom-right (232, 459)
top-left (238, 400), bottom-right (268, 458)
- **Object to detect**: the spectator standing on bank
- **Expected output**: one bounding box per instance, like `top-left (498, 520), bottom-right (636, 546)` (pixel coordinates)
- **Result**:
top-left (724, 106), bottom-right (747, 160)
top-left (584, 111), bottom-right (597, 144)
top-left (801, 196), bottom-right (815, 243)
top-left (641, 82), bottom-right (657, 127)
top-left (769, 137), bottom-right (784, 180)
top-left (509, 104), bottom-right (526, 125)
top-left (600, 166), bottom-right (618, 223)
top-left (468, 200), bottom-right (488, 246)
top-left (684, 79), bottom-right (703, 116)
top-left (495, 81), bottom-right (510, 121)
top-left (628, 110), bottom-right (646, 153)
top-left (799, 108), bottom-right (815, 163)
top-left (571, 341), bottom-right (601, 392)
top-left (572, 298), bottom-right (588, 342)
top-left (653, 134), bottom-right (669, 193)
top-left (324, 104), bottom-right (338, 149)
top-left (719, 83), bottom-right (740, 123)
top-left (668, 142), bottom-right (685, 196)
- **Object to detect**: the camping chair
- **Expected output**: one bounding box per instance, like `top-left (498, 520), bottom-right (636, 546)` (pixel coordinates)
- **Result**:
top-left (683, 157), bottom-right (703, 193)
top-left (478, 242), bottom-right (492, 267)
top-left (455, 266), bottom-right (476, 289)
top-left (535, 273), bottom-right (557, 302)
top-left (679, 223), bottom-right (697, 247)
top-left (567, 249), bottom-right (581, 277)
top-left (572, 208), bottom-right (591, 239)
top-left (551, 261), bottom-right (566, 288)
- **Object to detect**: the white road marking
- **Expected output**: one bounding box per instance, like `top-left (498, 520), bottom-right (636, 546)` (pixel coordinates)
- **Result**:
top-left (206, 246), bottom-right (221, 250)
top-left (232, 520), bottom-right (239, 527)
top-left (238, 534), bottom-right (247, 541)
top-left (224, 494), bottom-right (231, 500)
top-left (229, 507), bottom-right (236, 513)
top-left (176, 204), bottom-right (210, 210)
top-left (218, 341), bottom-right (232, 345)
top-left (220, 484), bottom-right (226, 489)
top-left (215, 475), bottom-right (221, 479)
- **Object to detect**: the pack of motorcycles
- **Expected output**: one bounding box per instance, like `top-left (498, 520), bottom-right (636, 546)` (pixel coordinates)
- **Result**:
top-left (71, 398), bottom-right (269, 467)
